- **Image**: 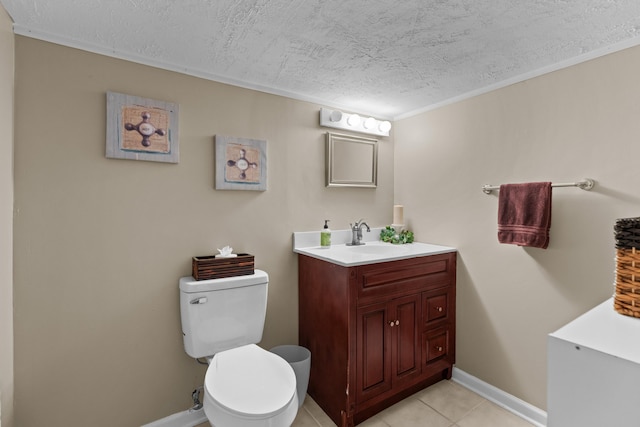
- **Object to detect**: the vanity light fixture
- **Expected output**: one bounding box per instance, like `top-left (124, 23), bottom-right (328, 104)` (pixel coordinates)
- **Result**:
top-left (320, 108), bottom-right (391, 137)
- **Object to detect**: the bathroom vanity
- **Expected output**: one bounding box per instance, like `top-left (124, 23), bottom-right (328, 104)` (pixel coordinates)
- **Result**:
top-left (294, 234), bottom-right (456, 426)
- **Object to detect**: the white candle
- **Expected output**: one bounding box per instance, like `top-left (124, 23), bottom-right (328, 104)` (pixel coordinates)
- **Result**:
top-left (393, 205), bottom-right (404, 225)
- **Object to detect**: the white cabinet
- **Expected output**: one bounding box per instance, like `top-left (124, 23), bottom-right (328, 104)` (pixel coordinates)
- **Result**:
top-left (547, 298), bottom-right (640, 427)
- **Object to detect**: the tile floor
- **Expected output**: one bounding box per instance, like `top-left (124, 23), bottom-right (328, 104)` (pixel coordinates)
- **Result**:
top-left (292, 380), bottom-right (535, 427)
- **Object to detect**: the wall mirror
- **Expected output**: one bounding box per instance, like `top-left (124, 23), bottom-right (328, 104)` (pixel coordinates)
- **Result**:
top-left (326, 132), bottom-right (378, 188)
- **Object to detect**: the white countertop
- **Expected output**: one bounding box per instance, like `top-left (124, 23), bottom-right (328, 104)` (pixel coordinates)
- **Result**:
top-left (549, 298), bottom-right (640, 365)
top-left (293, 228), bottom-right (456, 267)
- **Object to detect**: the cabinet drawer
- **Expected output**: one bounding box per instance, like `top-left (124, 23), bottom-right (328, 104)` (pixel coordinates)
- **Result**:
top-left (422, 288), bottom-right (453, 328)
top-left (357, 253), bottom-right (455, 299)
top-left (422, 326), bottom-right (452, 364)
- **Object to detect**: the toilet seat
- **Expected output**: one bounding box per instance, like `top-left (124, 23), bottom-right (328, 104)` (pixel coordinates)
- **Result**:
top-left (204, 344), bottom-right (298, 425)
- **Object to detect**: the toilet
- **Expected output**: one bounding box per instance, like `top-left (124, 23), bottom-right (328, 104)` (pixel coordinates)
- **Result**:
top-left (179, 270), bottom-right (298, 427)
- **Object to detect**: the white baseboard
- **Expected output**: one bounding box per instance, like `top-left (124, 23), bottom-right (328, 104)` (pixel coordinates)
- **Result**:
top-left (452, 367), bottom-right (547, 427)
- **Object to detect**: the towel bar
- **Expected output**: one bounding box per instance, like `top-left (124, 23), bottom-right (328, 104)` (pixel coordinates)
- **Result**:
top-left (482, 178), bottom-right (595, 195)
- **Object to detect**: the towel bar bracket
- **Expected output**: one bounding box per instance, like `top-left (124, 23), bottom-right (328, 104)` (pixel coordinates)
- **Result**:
top-left (482, 178), bottom-right (595, 195)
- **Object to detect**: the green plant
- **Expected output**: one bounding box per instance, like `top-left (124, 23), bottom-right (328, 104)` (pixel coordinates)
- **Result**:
top-left (380, 226), bottom-right (414, 244)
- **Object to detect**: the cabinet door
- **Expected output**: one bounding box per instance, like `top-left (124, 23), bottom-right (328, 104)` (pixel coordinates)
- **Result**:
top-left (356, 301), bottom-right (392, 403)
top-left (390, 294), bottom-right (421, 383)
top-left (356, 294), bottom-right (421, 404)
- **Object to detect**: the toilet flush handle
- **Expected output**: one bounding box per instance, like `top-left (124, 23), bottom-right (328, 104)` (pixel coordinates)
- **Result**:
top-left (190, 297), bottom-right (208, 305)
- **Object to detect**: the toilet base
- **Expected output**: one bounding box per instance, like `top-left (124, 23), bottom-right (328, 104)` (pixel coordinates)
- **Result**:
top-left (141, 405), bottom-right (208, 427)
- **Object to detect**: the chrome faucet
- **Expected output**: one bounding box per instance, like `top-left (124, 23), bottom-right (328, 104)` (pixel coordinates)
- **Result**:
top-left (347, 219), bottom-right (371, 246)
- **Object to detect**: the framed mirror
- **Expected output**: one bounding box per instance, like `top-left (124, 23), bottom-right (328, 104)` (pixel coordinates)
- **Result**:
top-left (326, 132), bottom-right (378, 188)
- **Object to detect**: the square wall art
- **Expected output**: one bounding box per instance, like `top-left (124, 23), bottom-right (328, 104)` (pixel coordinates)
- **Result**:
top-left (106, 91), bottom-right (179, 163)
top-left (215, 135), bottom-right (267, 191)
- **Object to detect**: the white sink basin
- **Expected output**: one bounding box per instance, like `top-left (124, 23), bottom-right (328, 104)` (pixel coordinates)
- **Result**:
top-left (294, 241), bottom-right (455, 266)
top-left (343, 243), bottom-right (411, 255)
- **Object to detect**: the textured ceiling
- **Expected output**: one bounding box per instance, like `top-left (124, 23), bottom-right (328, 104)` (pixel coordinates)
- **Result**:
top-left (2, 0), bottom-right (640, 118)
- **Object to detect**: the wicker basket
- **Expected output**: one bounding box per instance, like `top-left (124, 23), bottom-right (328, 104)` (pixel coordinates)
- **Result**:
top-left (614, 217), bottom-right (640, 317)
top-left (614, 247), bottom-right (640, 317)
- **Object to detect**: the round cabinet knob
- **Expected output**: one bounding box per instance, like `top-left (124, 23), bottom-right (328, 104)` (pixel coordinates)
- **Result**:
top-left (437, 306), bottom-right (443, 312)
top-left (395, 320), bottom-right (400, 326)
top-left (436, 346), bottom-right (443, 352)
top-left (389, 321), bottom-right (395, 327)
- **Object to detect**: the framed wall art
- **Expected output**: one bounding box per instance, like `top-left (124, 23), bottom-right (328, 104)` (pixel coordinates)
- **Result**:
top-left (215, 135), bottom-right (267, 191)
top-left (106, 91), bottom-right (179, 163)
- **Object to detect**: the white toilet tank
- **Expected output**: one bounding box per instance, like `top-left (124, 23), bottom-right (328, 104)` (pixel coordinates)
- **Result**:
top-left (179, 270), bottom-right (268, 358)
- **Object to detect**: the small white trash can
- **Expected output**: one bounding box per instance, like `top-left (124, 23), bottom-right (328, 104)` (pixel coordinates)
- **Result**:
top-left (270, 345), bottom-right (311, 409)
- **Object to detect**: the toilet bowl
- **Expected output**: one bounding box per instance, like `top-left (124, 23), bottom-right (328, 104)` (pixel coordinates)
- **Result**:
top-left (203, 344), bottom-right (298, 427)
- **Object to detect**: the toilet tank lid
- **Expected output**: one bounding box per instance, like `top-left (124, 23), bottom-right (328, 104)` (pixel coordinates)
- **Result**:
top-left (180, 269), bottom-right (268, 293)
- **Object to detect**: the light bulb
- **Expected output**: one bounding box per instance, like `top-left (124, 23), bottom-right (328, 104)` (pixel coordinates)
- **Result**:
top-left (347, 114), bottom-right (361, 127)
top-left (329, 110), bottom-right (342, 122)
top-left (363, 117), bottom-right (376, 129)
top-left (378, 120), bottom-right (391, 133)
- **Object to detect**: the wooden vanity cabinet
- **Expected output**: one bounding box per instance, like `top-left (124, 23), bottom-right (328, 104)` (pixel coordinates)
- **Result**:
top-left (298, 251), bottom-right (456, 427)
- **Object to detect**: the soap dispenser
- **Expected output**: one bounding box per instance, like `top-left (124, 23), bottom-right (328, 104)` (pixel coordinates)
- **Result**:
top-left (321, 220), bottom-right (331, 248)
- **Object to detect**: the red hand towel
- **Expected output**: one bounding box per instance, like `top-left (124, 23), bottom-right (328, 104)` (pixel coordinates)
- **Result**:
top-left (497, 182), bottom-right (552, 249)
